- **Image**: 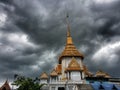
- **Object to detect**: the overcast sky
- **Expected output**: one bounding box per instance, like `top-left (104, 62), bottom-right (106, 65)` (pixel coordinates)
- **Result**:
top-left (0, 0), bottom-right (120, 84)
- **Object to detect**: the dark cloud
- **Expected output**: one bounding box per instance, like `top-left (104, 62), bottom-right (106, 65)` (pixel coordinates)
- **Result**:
top-left (0, 0), bottom-right (120, 84)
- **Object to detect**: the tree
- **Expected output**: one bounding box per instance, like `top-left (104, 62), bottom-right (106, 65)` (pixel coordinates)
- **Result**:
top-left (13, 75), bottom-right (44, 90)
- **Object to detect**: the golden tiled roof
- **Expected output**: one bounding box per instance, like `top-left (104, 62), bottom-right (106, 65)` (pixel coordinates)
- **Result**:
top-left (40, 72), bottom-right (48, 79)
top-left (59, 24), bottom-right (84, 62)
top-left (50, 69), bottom-right (58, 76)
top-left (95, 70), bottom-right (111, 78)
top-left (65, 57), bottom-right (83, 71)
top-left (55, 64), bottom-right (62, 74)
top-left (83, 65), bottom-right (93, 77)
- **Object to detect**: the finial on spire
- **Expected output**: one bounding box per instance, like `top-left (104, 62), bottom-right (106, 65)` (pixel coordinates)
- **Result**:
top-left (65, 14), bottom-right (73, 45)
top-left (66, 14), bottom-right (71, 37)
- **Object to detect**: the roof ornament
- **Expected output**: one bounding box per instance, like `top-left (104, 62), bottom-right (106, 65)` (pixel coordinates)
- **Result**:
top-left (66, 14), bottom-right (71, 37)
top-left (65, 14), bottom-right (73, 45)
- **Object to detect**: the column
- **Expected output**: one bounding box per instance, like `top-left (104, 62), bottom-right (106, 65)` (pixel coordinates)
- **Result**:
top-left (68, 72), bottom-right (69, 80)
top-left (79, 72), bottom-right (81, 80)
top-left (50, 77), bottom-right (51, 83)
top-left (56, 77), bottom-right (57, 82)
top-left (82, 72), bottom-right (85, 79)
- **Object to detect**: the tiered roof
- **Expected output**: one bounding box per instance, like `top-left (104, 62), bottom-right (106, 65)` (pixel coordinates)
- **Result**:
top-left (40, 72), bottom-right (48, 79)
top-left (59, 19), bottom-right (84, 63)
top-left (83, 65), bottom-right (93, 77)
top-left (95, 70), bottom-right (111, 78)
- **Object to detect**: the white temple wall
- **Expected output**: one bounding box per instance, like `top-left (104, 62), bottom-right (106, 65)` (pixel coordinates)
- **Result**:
top-left (61, 57), bottom-right (84, 79)
top-left (62, 57), bottom-right (71, 76)
top-left (70, 71), bottom-right (81, 81)
top-left (58, 74), bottom-right (61, 81)
top-left (40, 79), bottom-right (47, 84)
top-left (50, 77), bottom-right (57, 82)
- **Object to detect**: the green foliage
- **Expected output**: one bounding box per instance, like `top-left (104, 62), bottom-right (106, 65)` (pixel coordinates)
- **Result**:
top-left (13, 75), bottom-right (44, 90)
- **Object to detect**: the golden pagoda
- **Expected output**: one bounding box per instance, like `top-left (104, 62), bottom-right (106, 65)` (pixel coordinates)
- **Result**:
top-left (59, 17), bottom-right (84, 63)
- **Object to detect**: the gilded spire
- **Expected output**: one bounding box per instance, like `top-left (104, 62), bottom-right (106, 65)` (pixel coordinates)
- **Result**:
top-left (66, 14), bottom-right (73, 45)
top-left (66, 14), bottom-right (71, 37)
top-left (67, 26), bottom-right (71, 37)
top-left (59, 15), bottom-right (84, 63)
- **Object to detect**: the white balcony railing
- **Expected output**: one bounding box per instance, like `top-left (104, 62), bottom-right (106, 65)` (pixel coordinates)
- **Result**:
top-left (49, 80), bottom-right (85, 84)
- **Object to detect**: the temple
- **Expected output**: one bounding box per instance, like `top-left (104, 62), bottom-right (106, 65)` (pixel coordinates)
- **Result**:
top-left (39, 17), bottom-right (120, 90)
top-left (39, 17), bottom-right (90, 90)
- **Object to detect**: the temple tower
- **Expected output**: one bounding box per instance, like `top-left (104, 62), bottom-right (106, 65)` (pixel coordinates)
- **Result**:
top-left (58, 16), bottom-right (85, 81)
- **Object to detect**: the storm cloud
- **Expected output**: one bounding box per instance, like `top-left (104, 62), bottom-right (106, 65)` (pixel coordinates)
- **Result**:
top-left (0, 0), bottom-right (120, 84)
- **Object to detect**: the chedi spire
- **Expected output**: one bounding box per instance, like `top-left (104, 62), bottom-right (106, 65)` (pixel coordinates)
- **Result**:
top-left (59, 15), bottom-right (84, 63)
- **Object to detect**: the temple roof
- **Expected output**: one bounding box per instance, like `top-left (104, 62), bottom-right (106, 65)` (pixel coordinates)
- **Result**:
top-left (55, 64), bottom-right (62, 74)
top-left (83, 65), bottom-right (93, 77)
top-left (95, 70), bottom-right (111, 78)
top-left (65, 57), bottom-right (83, 71)
top-left (40, 72), bottom-right (48, 79)
top-left (59, 18), bottom-right (84, 63)
top-left (0, 80), bottom-right (11, 90)
top-left (50, 69), bottom-right (58, 76)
